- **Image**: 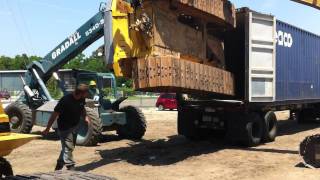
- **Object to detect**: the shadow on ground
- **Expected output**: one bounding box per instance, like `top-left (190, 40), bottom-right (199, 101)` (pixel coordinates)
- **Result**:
top-left (33, 131), bottom-right (124, 144)
top-left (99, 134), bottom-right (123, 143)
top-left (76, 135), bottom-right (301, 171)
top-left (33, 131), bottom-right (60, 141)
top-left (245, 147), bottom-right (298, 155)
top-left (31, 119), bottom-right (317, 171)
top-left (77, 135), bottom-right (230, 171)
top-left (76, 119), bottom-right (320, 171)
top-left (277, 119), bottom-right (320, 136)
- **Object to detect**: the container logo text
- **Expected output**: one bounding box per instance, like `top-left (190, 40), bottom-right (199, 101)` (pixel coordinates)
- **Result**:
top-left (276, 31), bottom-right (293, 48)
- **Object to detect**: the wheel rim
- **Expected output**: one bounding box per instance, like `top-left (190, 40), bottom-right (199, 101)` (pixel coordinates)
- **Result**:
top-left (268, 118), bottom-right (276, 132)
top-left (9, 115), bottom-right (22, 130)
top-left (265, 112), bottom-right (277, 134)
top-left (158, 105), bottom-right (164, 111)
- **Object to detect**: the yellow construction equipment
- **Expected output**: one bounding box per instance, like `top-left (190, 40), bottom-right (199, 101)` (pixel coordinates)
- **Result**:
top-left (292, 0), bottom-right (320, 9)
top-left (0, 133), bottom-right (38, 157)
top-left (0, 103), bottom-right (38, 178)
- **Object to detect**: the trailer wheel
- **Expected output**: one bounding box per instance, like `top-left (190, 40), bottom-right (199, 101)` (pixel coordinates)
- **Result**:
top-left (227, 112), bottom-right (263, 146)
top-left (0, 157), bottom-right (13, 178)
top-left (262, 111), bottom-right (278, 142)
top-left (178, 107), bottom-right (197, 139)
top-left (76, 107), bottom-right (102, 146)
top-left (117, 106), bottom-right (146, 139)
top-left (243, 113), bottom-right (263, 146)
top-left (5, 102), bottom-right (33, 133)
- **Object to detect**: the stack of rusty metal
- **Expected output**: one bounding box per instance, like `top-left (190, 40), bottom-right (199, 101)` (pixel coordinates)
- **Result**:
top-left (120, 0), bottom-right (236, 96)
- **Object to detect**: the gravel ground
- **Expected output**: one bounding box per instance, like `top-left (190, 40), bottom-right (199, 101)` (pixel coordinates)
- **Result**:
top-left (5, 109), bottom-right (320, 180)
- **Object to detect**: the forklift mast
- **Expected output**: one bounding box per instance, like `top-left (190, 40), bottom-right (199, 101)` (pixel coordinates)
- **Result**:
top-left (22, 1), bottom-right (133, 108)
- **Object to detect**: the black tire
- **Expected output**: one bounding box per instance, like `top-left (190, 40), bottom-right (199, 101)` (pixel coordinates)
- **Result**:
top-left (227, 112), bottom-right (263, 146)
top-left (0, 157), bottom-right (13, 178)
top-left (244, 113), bottom-right (263, 146)
top-left (300, 134), bottom-right (320, 168)
top-left (262, 111), bottom-right (278, 142)
top-left (117, 106), bottom-right (146, 139)
top-left (243, 113), bottom-right (263, 146)
top-left (5, 102), bottom-right (33, 133)
top-left (158, 104), bottom-right (164, 111)
top-left (76, 107), bottom-right (102, 146)
top-left (178, 107), bottom-right (196, 139)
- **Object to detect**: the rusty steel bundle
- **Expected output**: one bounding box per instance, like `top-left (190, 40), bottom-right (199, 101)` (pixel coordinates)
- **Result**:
top-left (121, 0), bottom-right (236, 96)
top-left (130, 57), bottom-right (234, 95)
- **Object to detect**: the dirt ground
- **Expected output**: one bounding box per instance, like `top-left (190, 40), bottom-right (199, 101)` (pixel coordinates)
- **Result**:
top-left (6, 109), bottom-right (320, 180)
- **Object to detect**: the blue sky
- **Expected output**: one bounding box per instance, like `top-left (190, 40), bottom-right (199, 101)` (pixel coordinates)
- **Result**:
top-left (0, 0), bottom-right (320, 57)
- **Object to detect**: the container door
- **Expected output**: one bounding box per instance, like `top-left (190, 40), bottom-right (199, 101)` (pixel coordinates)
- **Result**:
top-left (248, 12), bottom-right (276, 102)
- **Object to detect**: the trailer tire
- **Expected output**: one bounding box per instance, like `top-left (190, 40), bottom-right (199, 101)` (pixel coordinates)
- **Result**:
top-left (262, 111), bottom-right (278, 142)
top-left (227, 112), bottom-right (263, 146)
top-left (244, 113), bottom-right (263, 146)
top-left (178, 107), bottom-right (197, 139)
top-left (0, 157), bottom-right (13, 178)
top-left (117, 106), bottom-right (146, 139)
top-left (5, 102), bottom-right (33, 134)
top-left (76, 107), bottom-right (102, 146)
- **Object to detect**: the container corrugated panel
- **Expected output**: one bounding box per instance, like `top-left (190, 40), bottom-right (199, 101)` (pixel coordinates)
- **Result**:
top-left (276, 20), bottom-right (320, 101)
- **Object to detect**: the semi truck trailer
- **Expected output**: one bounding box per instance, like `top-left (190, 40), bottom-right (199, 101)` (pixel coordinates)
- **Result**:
top-left (177, 8), bottom-right (320, 146)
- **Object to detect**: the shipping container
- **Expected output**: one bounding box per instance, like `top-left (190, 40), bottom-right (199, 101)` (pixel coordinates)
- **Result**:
top-left (177, 8), bottom-right (320, 147)
top-left (225, 8), bottom-right (320, 105)
top-left (276, 20), bottom-right (320, 102)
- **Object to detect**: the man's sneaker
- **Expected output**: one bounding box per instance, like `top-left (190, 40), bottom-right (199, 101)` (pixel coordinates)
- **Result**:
top-left (55, 163), bottom-right (64, 171)
top-left (66, 165), bottom-right (76, 171)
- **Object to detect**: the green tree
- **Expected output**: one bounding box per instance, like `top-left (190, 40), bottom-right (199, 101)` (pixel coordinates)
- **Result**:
top-left (47, 77), bottom-right (63, 99)
top-left (0, 53), bottom-right (134, 98)
top-left (0, 54), bottom-right (41, 70)
top-left (116, 76), bottom-right (133, 88)
top-left (63, 53), bottom-right (108, 73)
top-left (63, 53), bottom-right (85, 70)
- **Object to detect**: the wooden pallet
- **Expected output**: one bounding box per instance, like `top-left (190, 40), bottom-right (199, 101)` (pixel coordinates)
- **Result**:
top-left (121, 57), bottom-right (234, 96)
